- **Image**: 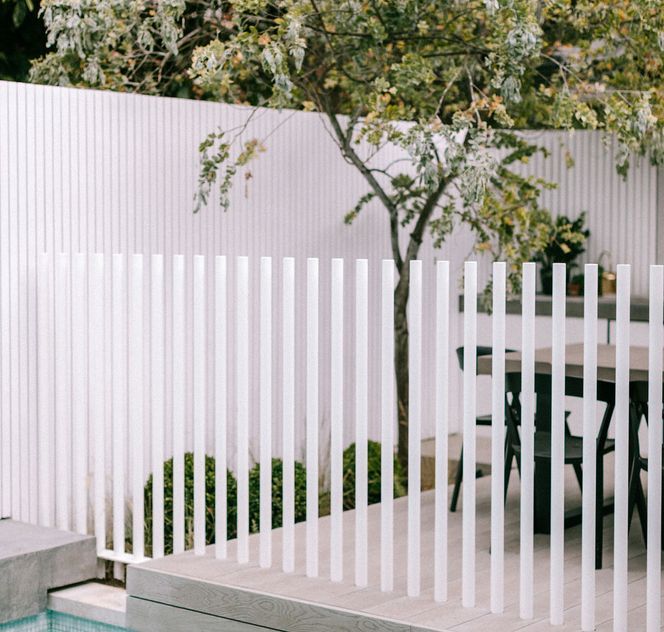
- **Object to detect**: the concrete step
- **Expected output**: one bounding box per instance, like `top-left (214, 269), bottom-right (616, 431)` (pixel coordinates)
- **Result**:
top-left (48, 581), bottom-right (126, 628)
top-left (0, 519), bottom-right (97, 624)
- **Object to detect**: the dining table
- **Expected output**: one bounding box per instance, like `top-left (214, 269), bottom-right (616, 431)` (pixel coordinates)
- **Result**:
top-left (476, 343), bottom-right (658, 534)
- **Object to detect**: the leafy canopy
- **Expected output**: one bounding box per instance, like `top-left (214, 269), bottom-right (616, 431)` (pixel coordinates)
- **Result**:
top-left (30, 0), bottom-right (664, 289)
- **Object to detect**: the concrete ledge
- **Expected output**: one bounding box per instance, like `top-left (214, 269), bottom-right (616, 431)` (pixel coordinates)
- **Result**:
top-left (48, 582), bottom-right (126, 628)
top-left (0, 519), bottom-right (97, 624)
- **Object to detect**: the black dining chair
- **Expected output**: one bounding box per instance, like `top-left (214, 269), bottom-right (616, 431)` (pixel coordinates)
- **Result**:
top-left (504, 372), bottom-right (616, 569)
top-left (450, 346), bottom-right (516, 512)
top-left (627, 381), bottom-right (664, 546)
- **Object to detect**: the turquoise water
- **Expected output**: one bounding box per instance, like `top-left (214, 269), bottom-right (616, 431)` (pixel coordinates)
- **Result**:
top-left (0, 613), bottom-right (126, 631)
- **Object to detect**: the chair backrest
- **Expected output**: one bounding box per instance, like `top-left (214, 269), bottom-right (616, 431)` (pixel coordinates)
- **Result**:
top-left (504, 372), bottom-right (615, 451)
top-left (625, 380), bottom-right (664, 459)
top-left (456, 345), bottom-right (514, 372)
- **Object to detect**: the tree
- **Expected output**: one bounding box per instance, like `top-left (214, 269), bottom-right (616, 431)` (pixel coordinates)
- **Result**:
top-left (32, 0), bottom-right (664, 470)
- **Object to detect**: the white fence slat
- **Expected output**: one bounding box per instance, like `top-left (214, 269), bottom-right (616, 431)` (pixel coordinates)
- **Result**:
top-left (462, 260), bottom-right (477, 608)
top-left (193, 255), bottom-right (206, 556)
top-left (215, 256), bottom-right (228, 560)
top-left (434, 260), bottom-right (450, 603)
top-left (111, 254), bottom-right (126, 556)
top-left (151, 255), bottom-right (165, 559)
top-left (89, 254), bottom-right (105, 552)
top-left (646, 265), bottom-right (663, 632)
top-left (0, 82), bottom-right (11, 520)
top-left (407, 259), bottom-right (422, 598)
top-left (236, 256), bottom-right (250, 564)
top-left (72, 254), bottom-right (88, 536)
top-left (520, 262), bottom-right (536, 620)
top-left (172, 255), bottom-right (185, 555)
top-left (259, 257), bottom-right (273, 569)
top-left (306, 258), bottom-right (319, 578)
top-left (581, 263), bottom-right (598, 632)
top-left (282, 257), bottom-right (295, 573)
top-left (380, 260), bottom-right (394, 593)
top-left (330, 258), bottom-right (344, 582)
top-left (550, 263), bottom-right (566, 625)
top-left (355, 259), bottom-right (368, 588)
top-left (129, 255), bottom-right (145, 560)
top-left (613, 264), bottom-right (631, 631)
top-left (37, 253), bottom-right (53, 528)
top-left (490, 261), bottom-right (506, 614)
top-left (54, 253), bottom-right (72, 532)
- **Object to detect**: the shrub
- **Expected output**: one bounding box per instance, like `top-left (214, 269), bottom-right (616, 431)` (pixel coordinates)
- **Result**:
top-left (143, 453), bottom-right (307, 556)
top-left (342, 440), bottom-right (406, 510)
top-left (143, 453), bottom-right (238, 556)
top-left (248, 458), bottom-right (308, 532)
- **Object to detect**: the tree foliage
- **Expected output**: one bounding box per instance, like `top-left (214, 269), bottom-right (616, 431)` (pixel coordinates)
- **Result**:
top-left (30, 0), bottom-right (664, 467)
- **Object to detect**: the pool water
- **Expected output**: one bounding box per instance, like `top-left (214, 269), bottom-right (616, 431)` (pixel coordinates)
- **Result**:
top-left (0, 612), bottom-right (126, 632)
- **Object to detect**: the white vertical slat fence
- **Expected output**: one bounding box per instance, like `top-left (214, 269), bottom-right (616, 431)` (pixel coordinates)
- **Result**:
top-left (7, 252), bottom-right (664, 630)
top-left (647, 265), bottom-right (663, 632)
top-left (462, 260), bottom-right (477, 608)
top-left (581, 263), bottom-right (598, 632)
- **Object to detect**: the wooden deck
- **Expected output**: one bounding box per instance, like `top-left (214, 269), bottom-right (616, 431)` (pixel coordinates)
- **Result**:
top-left (126, 460), bottom-right (660, 631)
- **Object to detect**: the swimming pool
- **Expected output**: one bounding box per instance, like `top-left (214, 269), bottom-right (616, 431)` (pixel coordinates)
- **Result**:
top-left (0, 612), bottom-right (125, 632)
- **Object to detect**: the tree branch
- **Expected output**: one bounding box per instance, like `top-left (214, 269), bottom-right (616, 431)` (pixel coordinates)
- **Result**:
top-left (326, 110), bottom-right (404, 271)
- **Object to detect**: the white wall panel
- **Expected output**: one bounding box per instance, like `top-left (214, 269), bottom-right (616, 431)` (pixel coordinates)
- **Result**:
top-left (0, 81), bottom-right (660, 515)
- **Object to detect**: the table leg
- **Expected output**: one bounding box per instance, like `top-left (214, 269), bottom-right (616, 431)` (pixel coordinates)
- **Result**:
top-left (534, 460), bottom-right (552, 534)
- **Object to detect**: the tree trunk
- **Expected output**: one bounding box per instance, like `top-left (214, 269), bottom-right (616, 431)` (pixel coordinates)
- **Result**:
top-left (394, 265), bottom-right (411, 474)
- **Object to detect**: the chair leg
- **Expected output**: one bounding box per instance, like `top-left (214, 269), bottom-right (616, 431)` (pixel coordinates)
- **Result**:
top-left (504, 439), bottom-right (513, 504)
top-left (450, 447), bottom-right (463, 512)
top-left (573, 464), bottom-right (583, 491)
top-left (633, 466), bottom-right (648, 546)
top-left (595, 458), bottom-right (604, 570)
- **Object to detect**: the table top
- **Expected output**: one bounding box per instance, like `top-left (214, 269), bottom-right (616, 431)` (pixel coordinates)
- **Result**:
top-left (477, 343), bottom-right (662, 383)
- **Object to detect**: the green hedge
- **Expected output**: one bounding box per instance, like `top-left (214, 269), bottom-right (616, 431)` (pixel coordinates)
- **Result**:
top-left (342, 440), bottom-right (406, 510)
top-left (143, 453), bottom-right (307, 556)
top-left (143, 441), bottom-right (403, 555)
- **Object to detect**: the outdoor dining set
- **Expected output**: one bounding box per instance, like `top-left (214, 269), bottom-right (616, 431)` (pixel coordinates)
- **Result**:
top-left (450, 342), bottom-right (662, 569)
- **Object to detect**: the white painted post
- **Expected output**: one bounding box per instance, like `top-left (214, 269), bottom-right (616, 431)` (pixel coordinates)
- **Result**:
top-left (215, 256), bottom-right (228, 560)
top-left (520, 262), bottom-right (536, 620)
top-left (462, 260), bottom-right (477, 608)
top-left (89, 254), bottom-right (105, 553)
top-left (151, 255), bottom-right (165, 559)
top-left (355, 259), bottom-right (368, 588)
top-left (330, 258), bottom-right (344, 583)
top-left (236, 256), bottom-right (250, 564)
top-left (54, 253), bottom-right (72, 533)
top-left (646, 265), bottom-right (663, 632)
top-left (380, 260), bottom-right (394, 593)
top-left (193, 255), bottom-right (206, 556)
top-left (550, 263), bottom-right (566, 625)
top-left (434, 260), bottom-right (450, 603)
top-left (37, 253), bottom-right (53, 528)
top-left (613, 264), bottom-right (630, 631)
top-left (71, 253), bottom-right (88, 536)
top-left (172, 255), bottom-right (185, 555)
top-left (490, 261), bottom-right (506, 614)
top-left (282, 258), bottom-right (295, 573)
top-left (129, 255), bottom-right (145, 560)
top-left (111, 254), bottom-right (126, 557)
top-left (581, 264), bottom-right (598, 632)
top-left (306, 258), bottom-right (319, 578)
top-left (259, 257), bottom-right (273, 569)
top-left (407, 259), bottom-right (422, 598)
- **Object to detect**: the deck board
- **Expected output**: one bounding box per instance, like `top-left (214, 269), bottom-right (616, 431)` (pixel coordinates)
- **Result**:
top-left (127, 461), bottom-right (661, 631)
